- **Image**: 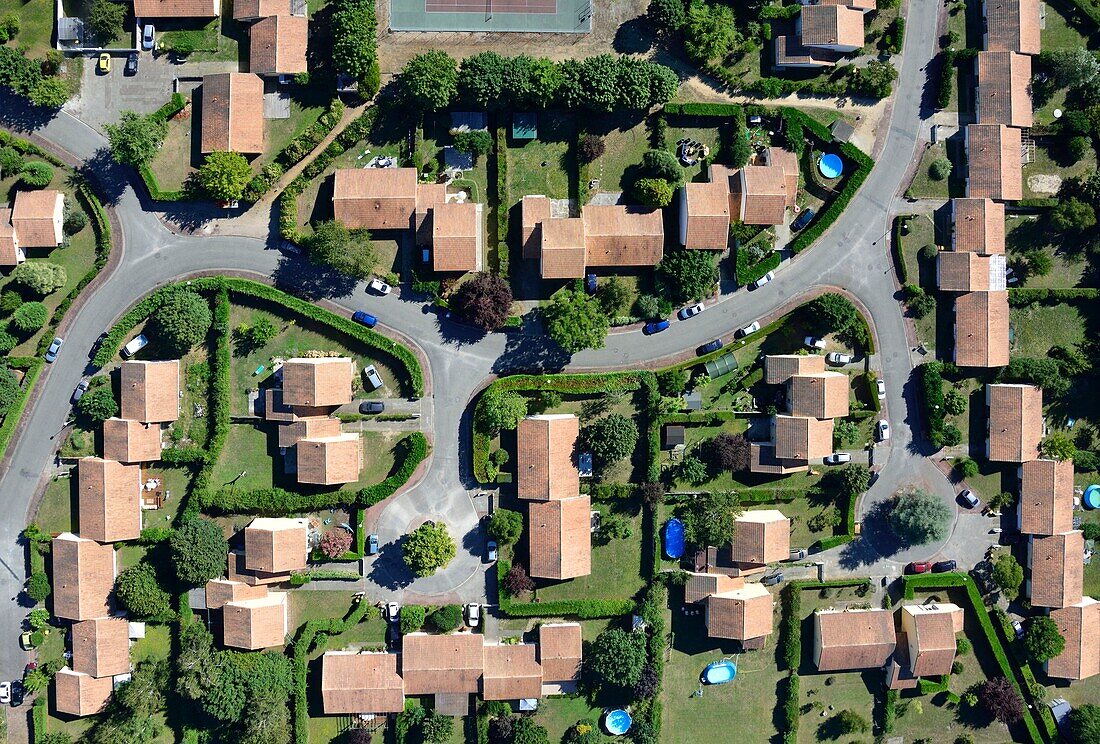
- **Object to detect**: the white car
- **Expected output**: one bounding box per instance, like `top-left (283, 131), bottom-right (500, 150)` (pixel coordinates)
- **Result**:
top-left (465, 603), bottom-right (481, 628)
top-left (368, 278), bottom-right (391, 295)
top-left (804, 336), bottom-right (826, 350)
top-left (44, 337), bottom-right (63, 363)
top-left (826, 352), bottom-right (852, 365)
top-left (121, 334), bottom-right (148, 359)
top-left (363, 364), bottom-right (383, 390)
top-left (876, 420), bottom-right (891, 441)
top-left (959, 490), bottom-right (980, 508)
top-left (384, 602), bottom-right (400, 622)
top-left (677, 302), bottom-right (704, 320)
top-left (1012, 619), bottom-right (1024, 638)
top-left (876, 378), bottom-right (886, 400)
top-left (750, 272), bottom-right (774, 290)
top-left (824, 452), bottom-right (852, 465)
top-left (0, 681), bottom-right (10, 705)
top-left (736, 321), bottom-right (760, 338)
top-left (71, 377), bottom-right (90, 404)
top-left (141, 24), bottom-right (155, 50)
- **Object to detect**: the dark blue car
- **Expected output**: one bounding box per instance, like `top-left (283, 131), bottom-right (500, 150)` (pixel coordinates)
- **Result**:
top-left (791, 208), bottom-right (816, 231)
top-left (352, 311), bottom-right (377, 328)
top-left (585, 274), bottom-right (597, 295)
top-left (643, 319), bottom-right (670, 335)
top-left (698, 339), bottom-right (723, 355)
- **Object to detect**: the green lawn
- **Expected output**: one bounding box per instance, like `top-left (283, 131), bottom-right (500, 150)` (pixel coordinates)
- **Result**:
top-left (210, 423), bottom-right (274, 491)
top-left (531, 694), bottom-right (603, 744)
top-left (159, 0), bottom-right (244, 61)
top-left (1005, 215), bottom-right (1087, 289)
top-left (36, 475), bottom-right (76, 534)
top-left (169, 346), bottom-right (212, 450)
top-left (506, 112), bottom-right (575, 202)
top-left (1079, 507), bottom-right (1100, 600)
top-left (148, 113), bottom-right (195, 194)
top-left (662, 119), bottom-right (721, 184)
top-left (290, 590), bottom-right (376, 630)
top-left (1009, 302), bottom-right (1086, 358)
top-left (1022, 138), bottom-right (1096, 200)
top-left (587, 115), bottom-right (651, 196)
top-left (1035, 0), bottom-right (1099, 125)
top-left (906, 143), bottom-right (953, 200)
top-left (0, 0), bottom-right (56, 57)
top-left (132, 624), bottom-right (172, 664)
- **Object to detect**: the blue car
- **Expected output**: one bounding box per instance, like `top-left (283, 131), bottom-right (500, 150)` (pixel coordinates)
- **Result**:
top-left (352, 311), bottom-right (377, 328)
top-left (698, 339), bottom-right (723, 355)
top-left (791, 208), bottom-right (816, 231)
top-left (585, 274), bottom-right (597, 295)
top-left (643, 319), bottom-right (670, 335)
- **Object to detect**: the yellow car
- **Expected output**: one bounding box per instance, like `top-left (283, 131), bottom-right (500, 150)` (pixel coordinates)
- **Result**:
top-left (97, 53), bottom-right (111, 74)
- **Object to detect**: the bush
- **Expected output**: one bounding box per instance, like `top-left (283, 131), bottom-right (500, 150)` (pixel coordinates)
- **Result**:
top-left (954, 457), bottom-right (979, 479)
top-left (502, 562), bottom-right (535, 596)
top-left (428, 604), bottom-right (463, 632)
top-left (19, 162), bottom-right (53, 188)
top-left (169, 518), bottom-right (229, 587)
top-left (63, 208), bottom-right (88, 236)
top-left (11, 261), bottom-right (66, 296)
top-left (633, 177), bottom-right (674, 207)
top-left (26, 571), bottom-right (50, 602)
top-left (0, 146), bottom-right (23, 173)
top-left (76, 384), bottom-right (118, 422)
top-left (115, 563), bottom-right (172, 617)
top-left (929, 157), bottom-right (952, 180)
top-left (403, 522), bottom-right (456, 577)
top-left (452, 129), bottom-right (492, 159)
top-left (320, 528), bottom-right (353, 558)
top-left (11, 301), bottom-right (47, 333)
top-left (487, 509), bottom-right (522, 545)
top-left (579, 134), bottom-right (605, 162)
top-left (399, 604), bottom-right (425, 634)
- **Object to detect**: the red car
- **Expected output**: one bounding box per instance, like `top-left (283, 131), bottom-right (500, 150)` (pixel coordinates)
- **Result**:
top-left (906, 561), bottom-right (932, 574)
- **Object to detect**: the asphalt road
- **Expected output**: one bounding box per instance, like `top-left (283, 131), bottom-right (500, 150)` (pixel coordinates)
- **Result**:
top-left (0, 0), bottom-right (997, 686)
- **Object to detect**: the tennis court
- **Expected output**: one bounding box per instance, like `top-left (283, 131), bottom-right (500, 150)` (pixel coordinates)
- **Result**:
top-left (390, 0), bottom-right (593, 33)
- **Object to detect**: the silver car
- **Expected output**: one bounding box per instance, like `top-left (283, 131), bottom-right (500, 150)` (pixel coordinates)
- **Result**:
top-left (71, 378), bottom-right (90, 404)
top-left (142, 24), bottom-right (155, 50)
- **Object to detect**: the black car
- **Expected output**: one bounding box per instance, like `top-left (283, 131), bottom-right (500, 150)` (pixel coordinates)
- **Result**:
top-left (358, 401), bottom-right (384, 414)
top-left (10, 680), bottom-right (24, 707)
top-left (124, 52), bottom-right (138, 76)
top-left (698, 339), bottom-right (723, 355)
top-left (791, 208), bottom-right (816, 231)
top-left (931, 560), bottom-right (957, 573)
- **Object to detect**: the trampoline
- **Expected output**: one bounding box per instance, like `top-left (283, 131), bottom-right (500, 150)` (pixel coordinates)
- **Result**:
top-left (604, 709), bottom-right (632, 736)
top-left (1085, 485), bottom-right (1100, 510)
top-left (818, 153), bottom-right (844, 179)
top-left (702, 660), bottom-right (737, 685)
top-left (664, 518), bottom-right (685, 560)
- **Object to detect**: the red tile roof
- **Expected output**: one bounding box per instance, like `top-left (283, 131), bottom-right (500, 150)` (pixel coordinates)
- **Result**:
top-left (684, 571), bottom-right (744, 604)
top-left (11, 189), bottom-right (63, 247)
top-left (733, 166), bottom-right (788, 225)
top-left (200, 73), bottom-right (265, 154)
top-left (1030, 531), bottom-right (1084, 609)
top-left (333, 168), bottom-right (418, 231)
top-left (245, 517), bottom-right (308, 574)
top-left (483, 644), bottom-right (543, 700)
top-left (965, 124), bottom-right (1022, 201)
top-left (681, 180), bottom-right (730, 250)
top-left (281, 357), bottom-right (354, 408)
top-left (53, 668), bottom-right (113, 717)
top-left (204, 579), bottom-right (270, 609)
top-left (71, 617), bottom-right (130, 678)
top-left (51, 533), bottom-right (115, 622)
top-left (765, 354), bottom-right (825, 385)
top-left (952, 198), bottom-right (1006, 254)
top-left (222, 591), bottom-right (288, 649)
top-left (1019, 459), bottom-right (1074, 536)
top-left (954, 291), bottom-right (1009, 368)
top-left (814, 609), bottom-right (897, 671)
top-left (321, 652), bottom-right (405, 713)
top-left (517, 415), bottom-right (580, 500)
top-left (296, 433), bottom-right (361, 485)
top-left (102, 418), bottom-right (162, 463)
top-left (787, 372), bottom-right (850, 419)
top-left (432, 201), bottom-right (482, 273)
top-left (538, 623), bottom-right (583, 683)
top-left (521, 195), bottom-right (551, 260)
top-left (730, 510), bottom-right (790, 565)
top-left (582, 205), bottom-right (664, 268)
top-left (985, 0), bottom-right (1041, 54)
top-left (77, 457), bottom-right (142, 543)
top-left (800, 5), bottom-right (865, 48)
top-left (528, 496), bottom-right (592, 580)
top-left (120, 360), bottom-right (180, 423)
top-left (705, 583), bottom-right (774, 640)
top-left (0, 208), bottom-right (20, 266)
top-left (986, 383), bottom-right (1043, 462)
top-left (937, 251), bottom-right (1007, 292)
top-left (977, 51), bottom-right (1033, 127)
top-left (773, 415), bottom-right (833, 462)
top-left (249, 15), bottom-right (308, 76)
top-left (401, 633), bottom-right (484, 694)
top-left (901, 603), bottom-right (962, 677)
top-left (233, 0), bottom-right (290, 18)
top-left (1047, 598), bottom-right (1100, 680)
top-left (539, 217), bottom-right (587, 279)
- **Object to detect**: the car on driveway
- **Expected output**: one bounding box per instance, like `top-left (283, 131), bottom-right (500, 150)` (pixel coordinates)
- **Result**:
top-left (735, 321), bottom-right (760, 339)
top-left (824, 452), bottom-right (851, 465)
top-left (71, 378), bottom-right (90, 404)
top-left (959, 490), bottom-right (980, 508)
top-left (359, 401), bottom-right (384, 414)
top-left (44, 337), bottom-right (63, 363)
top-left (875, 419), bottom-right (890, 441)
top-left (678, 302), bottom-right (704, 320)
top-left (750, 272), bottom-right (774, 290)
top-left (791, 208), bottom-right (815, 231)
top-left (367, 278), bottom-right (391, 295)
top-left (906, 561), bottom-right (931, 574)
top-left (18, 632), bottom-right (32, 651)
top-left (826, 352), bottom-right (852, 365)
top-left (142, 24), bottom-right (155, 50)
top-left (0, 682), bottom-right (10, 705)
top-left (96, 53), bottom-right (111, 74)
top-left (698, 339), bottom-right (723, 355)
top-left (384, 602), bottom-right (399, 623)
top-left (352, 311), bottom-right (377, 328)
top-left (762, 572), bottom-right (784, 586)
top-left (125, 52), bottom-right (138, 76)
top-left (10, 681), bottom-right (23, 707)
top-left (585, 274), bottom-right (597, 295)
top-left (121, 334), bottom-right (147, 359)
top-left (932, 560), bottom-right (957, 573)
top-left (487, 540), bottom-right (497, 562)
top-left (1012, 619), bottom-right (1024, 638)
top-left (804, 336), bottom-right (826, 350)
top-left (876, 378), bottom-right (886, 400)
top-left (367, 534), bottom-right (379, 555)
top-left (465, 603), bottom-right (481, 628)
top-left (363, 364), bottom-right (383, 390)
top-left (643, 319), bottom-right (670, 335)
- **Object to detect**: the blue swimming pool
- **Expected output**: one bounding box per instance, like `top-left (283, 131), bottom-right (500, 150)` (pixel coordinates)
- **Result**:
top-left (818, 153), bottom-right (844, 179)
top-left (664, 518), bottom-right (685, 559)
top-left (1085, 484), bottom-right (1100, 510)
top-left (605, 709), bottom-right (633, 735)
top-left (702, 660), bottom-right (737, 685)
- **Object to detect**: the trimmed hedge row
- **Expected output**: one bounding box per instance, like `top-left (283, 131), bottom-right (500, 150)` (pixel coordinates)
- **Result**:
top-left (1008, 287), bottom-right (1099, 305)
top-left (663, 102), bottom-right (746, 117)
top-left (780, 673), bottom-right (799, 744)
top-left (496, 557), bottom-right (635, 618)
top-left (0, 357), bottom-right (44, 461)
top-left (735, 248), bottom-right (781, 286)
top-left (779, 583), bottom-right (800, 670)
top-left (918, 675), bottom-right (950, 695)
top-left (1064, 0), bottom-right (1100, 28)
top-left (918, 362), bottom-right (946, 446)
top-left (892, 216), bottom-right (912, 283)
top-left (138, 93), bottom-right (190, 201)
top-left (493, 125), bottom-right (509, 277)
top-left (244, 98), bottom-right (346, 203)
top-left (0, 129), bottom-right (66, 168)
top-left (789, 140), bottom-right (874, 254)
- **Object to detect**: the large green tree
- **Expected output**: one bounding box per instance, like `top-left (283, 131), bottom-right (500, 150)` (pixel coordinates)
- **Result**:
top-left (476, 387), bottom-right (527, 432)
top-left (452, 273), bottom-right (513, 331)
top-left (681, 490), bottom-right (740, 548)
top-left (1040, 432), bottom-right (1076, 461)
top-left (1069, 704), bottom-right (1100, 743)
top-left (196, 151), bottom-right (253, 202)
top-left (487, 508), bottom-right (523, 545)
top-left (114, 563), bottom-right (171, 618)
top-left (1023, 617), bottom-right (1066, 663)
top-left (105, 111), bottom-right (168, 167)
top-left (587, 628), bottom-right (646, 688)
top-left (657, 249), bottom-right (718, 303)
top-left (403, 522), bottom-right (457, 577)
top-left (991, 553), bottom-right (1023, 598)
top-left (543, 287), bottom-right (609, 354)
top-left (88, 0), bottom-right (125, 43)
top-left (401, 51), bottom-right (458, 112)
top-left (331, 0), bottom-right (378, 90)
top-left (170, 518), bottom-right (228, 586)
top-left (77, 385), bottom-right (118, 422)
top-left (150, 290), bottom-right (212, 355)
top-left (307, 220), bottom-right (376, 279)
top-left (888, 489), bottom-right (951, 545)
top-left (11, 261), bottom-right (66, 295)
top-left (585, 413), bottom-right (639, 468)
top-left (683, 0), bottom-right (736, 65)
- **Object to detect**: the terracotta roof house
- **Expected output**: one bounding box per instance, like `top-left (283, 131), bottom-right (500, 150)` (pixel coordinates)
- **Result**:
top-left (773, 415), bottom-right (834, 462)
top-left (815, 0), bottom-right (876, 9)
top-left (936, 251), bottom-right (1007, 292)
top-left (582, 205), bottom-right (664, 269)
top-left (952, 198), bottom-right (1006, 254)
top-left (11, 190), bottom-right (63, 248)
top-left (1029, 531), bottom-right (1084, 609)
top-left (200, 73), bottom-right (265, 155)
top-left (899, 603), bottom-right (963, 678)
top-left (764, 354), bottom-right (826, 385)
top-left (1047, 598), bottom-right (1100, 680)
top-left (986, 383), bottom-right (1043, 462)
top-left (953, 291), bottom-right (1009, 368)
top-left (120, 360), bottom-right (180, 423)
top-left (53, 668), bottom-right (114, 717)
top-left (233, 0), bottom-right (290, 19)
top-left (538, 623), bottom-right (583, 684)
top-left (204, 579), bottom-right (269, 610)
top-left (798, 5), bottom-right (865, 50)
top-left (483, 644), bottom-right (543, 700)
top-left (732, 165), bottom-right (789, 225)
top-left (773, 34), bottom-right (845, 68)
top-left (77, 457), bottom-right (142, 543)
top-left (296, 433), bottom-right (362, 485)
top-left (222, 591), bottom-right (289, 649)
top-left (679, 179), bottom-right (731, 250)
top-left (976, 51), bottom-right (1033, 127)
top-left (402, 633), bottom-right (485, 694)
top-left (517, 414), bottom-right (580, 501)
top-left (749, 442), bottom-right (811, 475)
top-left (228, 550), bottom-right (292, 586)
top-left (52, 533), bottom-right (116, 621)
top-left (787, 372), bottom-right (850, 419)
top-left (277, 416), bottom-right (342, 449)
top-left (281, 357), bottom-right (354, 408)
top-left (528, 496), bottom-right (592, 580)
top-left (264, 387), bottom-right (329, 422)
top-left (813, 609), bottom-right (897, 671)
top-left (332, 168), bottom-right (418, 231)
top-left (102, 418), bottom-right (162, 463)
top-left (539, 217), bottom-right (587, 279)
top-left (521, 195), bottom-right (551, 259)
top-left (245, 518), bottom-right (308, 574)
top-left (0, 209), bottom-right (22, 266)
top-left (321, 651), bottom-right (405, 713)
top-left (684, 572), bottom-right (745, 604)
top-left (431, 201), bottom-right (483, 273)
top-left (965, 124), bottom-right (1022, 201)
top-left (1018, 458), bottom-right (1074, 536)
top-left (730, 510), bottom-right (791, 566)
top-left (71, 617), bottom-right (131, 678)
top-left (249, 15), bottom-right (308, 76)
top-left (984, 0), bottom-right (1041, 55)
top-left (705, 583), bottom-right (774, 641)
top-left (766, 147), bottom-right (800, 206)
top-left (133, 0), bottom-right (218, 18)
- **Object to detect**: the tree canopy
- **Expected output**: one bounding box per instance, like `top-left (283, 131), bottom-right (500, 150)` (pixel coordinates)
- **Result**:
top-left (196, 151), bottom-right (253, 202)
top-left (114, 563), bottom-right (171, 617)
top-left (487, 508), bottom-right (523, 545)
top-left (476, 387), bottom-right (528, 432)
top-left (585, 413), bottom-right (638, 467)
top-left (170, 518), bottom-right (230, 586)
top-left (400, 51), bottom-right (459, 112)
top-left (11, 261), bottom-right (66, 295)
top-left (681, 490), bottom-right (740, 548)
top-left (991, 553), bottom-right (1023, 598)
top-left (1023, 617), bottom-right (1066, 663)
top-left (452, 273), bottom-right (513, 331)
top-left (150, 290), bottom-right (212, 356)
top-left (77, 385), bottom-right (118, 422)
top-left (683, 0), bottom-right (736, 65)
top-left (88, 0), bottom-right (125, 43)
top-left (105, 111), bottom-right (168, 167)
top-left (657, 249), bottom-right (718, 303)
top-left (1069, 704), bottom-right (1100, 743)
top-left (403, 522), bottom-right (457, 577)
top-left (307, 220), bottom-right (377, 279)
top-left (888, 489), bottom-right (951, 545)
top-left (543, 287), bottom-right (609, 354)
top-left (587, 628), bottom-right (646, 688)
top-left (331, 0), bottom-right (379, 91)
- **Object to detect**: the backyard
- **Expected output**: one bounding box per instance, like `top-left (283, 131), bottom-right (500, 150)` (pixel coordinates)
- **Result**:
top-left (1034, 0), bottom-right (1099, 125)
top-left (1005, 215), bottom-right (1088, 289)
top-left (585, 115), bottom-right (651, 196)
top-left (1022, 138), bottom-right (1096, 201)
top-left (906, 142), bottom-right (957, 200)
top-left (158, 0), bottom-right (243, 61)
top-left (0, 0), bottom-right (57, 57)
top-left (506, 112), bottom-right (576, 202)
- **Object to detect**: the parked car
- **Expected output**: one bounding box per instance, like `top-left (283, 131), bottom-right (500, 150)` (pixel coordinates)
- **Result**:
top-left (804, 336), bottom-right (826, 350)
top-left (826, 352), bottom-right (852, 365)
top-left (735, 321), bottom-right (760, 339)
top-left (750, 272), bottom-right (774, 290)
top-left (96, 53), bottom-right (111, 74)
top-left (10, 681), bottom-right (23, 707)
top-left (959, 490), bottom-right (980, 508)
top-left (142, 24), bottom-right (155, 50)
top-left (367, 534), bottom-right (379, 555)
top-left (678, 302), bottom-right (704, 320)
top-left (875, 419), bottom-right (890, 441)
top-left (421, 247), bottom-right (430, 263)
top-left (486, 540), bottom-right (497, 562)
top-left (359, 401), bottom-right (384, 414)
top-left (791, 208), bottom-right (815, 231)
top-left (876, 378), bottom-right (886, 400)
top-left (643, 319), bottom-right (670, 335)
top-left (352, 311), bottom-right (377, 328)
top-left (761, 572), bottom-right (784, 586)
top-left (281, 240), bottom-right (303, 255)
top-left (363, 364), bottom-right (384, 390)
top-left (121, 334), bottom-right (147, 359)
top-left (384, 602), bottom-right (400, 623)
top-left (71, 378), bottom-right (90, 404)
top-left (824, 452), bottom-right (852, 465)
top-left (124, 52), bottom-right (138, 76)
top-left (698, 339), bottom-right (724, 355)
top-left (18, 632), bottom-right (32, 651)
top-left (44, 337), bottom-right (63, 363)
top-left (0, 682), bottom-right (9, 705)
top-left (585, 274), bottom-right (597, 295)
top-left (367, 278), bottom-right (391, 295)
top-left (1012, 619), bottom-right (1024, 639)
top-left (906, 561), bottom-right (932, 574)
top-left (465, 603), bottom-right (481, 628)
top-left (932, 560), bottom-right (957, 573)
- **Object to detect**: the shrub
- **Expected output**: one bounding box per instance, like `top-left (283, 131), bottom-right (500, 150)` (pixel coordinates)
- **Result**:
top-left (0, 146), bottom-right (23, 173)
top-left (502, 562), bottom-right (535, 596)
top-left (19, 162), bottom-right (53, 188)
top-left (579, 134), bottom-right (605, 162)
top-left (63, 208), bottom-right (88, 236)
top-left (929, 157), bottom-right (952, 180)
top-left (11, 301), bottom-right (47, 333)
top-left (26, 571), bottom-right (50, 602)
top-left (954, 457), bottom-right (979, 478)
top-left (487, 509), bottom-right (522, 545)
top-left (11, 261), bottom-right (66, 296)
top-left (428, 604), bottom-right (463, 632)
top-left (320, 528), bottom-right (353, 558)
top-left (403, 522), bottom-right (456, 577)
top-left (452, 129), bottom-right (492, 159)
top-left (114, 563), bottom-right (172, 617)
top-left (399, 604), bottom-right (425, 634)
top-left (633, 177), bottom-right (674, 207)
top-left (76, 385), bottom-right (118, 422)
top-left (956, 637), bottom-right (971, 655)
top-left (169, 518), bottom-right (229, 587)
top-left (28, 607), bottom-right (50, 630)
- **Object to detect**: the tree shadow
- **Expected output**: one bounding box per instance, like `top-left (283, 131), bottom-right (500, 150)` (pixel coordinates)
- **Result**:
top-left (612, 16), bottom-right (655, 55)
top-left (270, 253), bottom-right (357, 300)
top-left (365, 537), bottom-right (415, 590)
top-left (490, 326), bottom-right (571, 375)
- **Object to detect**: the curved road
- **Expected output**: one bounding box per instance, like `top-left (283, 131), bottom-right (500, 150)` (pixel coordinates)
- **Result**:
top-left (0, 0), bottom-right (992, 683)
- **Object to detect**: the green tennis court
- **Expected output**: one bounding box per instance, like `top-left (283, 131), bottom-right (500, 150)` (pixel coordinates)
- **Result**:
top-left (389, 0), bottom-right (593, 33)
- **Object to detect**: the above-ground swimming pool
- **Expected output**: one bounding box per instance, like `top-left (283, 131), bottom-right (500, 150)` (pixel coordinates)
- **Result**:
top-left (702, 660), bottom-right (737, 685)
top-left (664, 518), bottom-right (685, 559)
top-left (604, 709), bottom-right (633, 735)
top-left (1085, 485), bottom-right (1100, 510)
top-left (818, 153), bottom-right (844, 179)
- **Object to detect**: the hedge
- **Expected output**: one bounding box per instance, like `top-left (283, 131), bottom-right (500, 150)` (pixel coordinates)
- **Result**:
top-left (918, 675), bottom-right (950, 695)
top-left (735, 248), bottom-right (781, 286)
top-left (663, 102), bottom-right (746, 117)
top-left (244, 98), bottom-right (345, 202)
top-left (936, 49), bottom-right (956, 109)
top-left (1063, 0), bottom-right (1100, 28)
top-left (289, 569), bottom-right (361, 585)
top-left (496, 557), bottom-right (635, 618)
top-left (780, 673), bottom-right (799, 744)
top-left (883, 688), bottom-right (898, 734)
top-left (137, 93), bottom-right (190, 201)
top-left (493, 125), bottom-right (509, 277)
top-left (0, 357), bottom-right (43, 461)
top-left (1008, 287), bottom-right (1099, 305)
top-left (918, 362), bottom-right (946, 447)
top-left (892, 216), bottom-right (912, 284)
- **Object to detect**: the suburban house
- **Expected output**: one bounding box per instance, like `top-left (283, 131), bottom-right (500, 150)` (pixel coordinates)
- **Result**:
top-left (295, 433), bottom-right (363, 485)
top-left (244, 517), bottom-right (309, 576)
top-left (787, 372), bottom-right (850, 419)
top-left (0, 209), bottom-right (23, 267)
top-left (222, 591), bottom-right (289, 650)
top-left (801, 0), bottom-right (875, 8)
top-left (430, 201), bottom-right (483, 273)
top-left (77, 457), bottom-right (142, 543)
top-left (975, 51), bottom-right (1033, 128)
top-left (54, 668), bottom-right (114, 717)
top-left (985, 383), bottom-right (1043, 462)
top-left (205, 578), bottom-right (269, 609)
top-left (813, 608), bottom-right (897, 672)
top-left (51, 533), bottom-right (116, 622)
top-left (120, 360), bottom-right (181, 424)
top-left (797, 5), bottom-right (865, 51)
top-left (248, 14), bottom-right (308, 76)
top-left (321, 652), bottom-right (406, 714)
top-left (764, 354), bottom-right (825, 384)
top-left (730, 510), bottom-right (791, 567)
top-left (70, 617), bottom-right (131, 678)
top-left (936, 251), bottom-right (1007, 292)
top-left (983, 0), bottom-right (1041, 55)
top-left (233, 0), bottom-right (294, 20)
top-left (133, 0), bottom-right (219, 19)
top-left (12, 189), bottom-right (64, 248)
top-left (684, 573), bottom-right (774, 646)
top-left (200, 73), bottom-right (266, 155)
top-left (279, 358), bottom-right (354, 409)
top-left (483, 643), bottom-right (543, 701)
top-left (898, 603), bottom-right (963, 678)
top-left (964, 124), bottom-right (1023, 201)
top-left (1018, 458), bottom-right (1074, 535)
top-left (102, 418), bottom-right (163, 463)
top-left (1047, 598), bottom-right (1100, 680)
top-left (528, 496), bottom-right (592, 580)
top-left (952, 290), bottom-right (1009, 368)
top-left (951, 198), bottom-right (1005, 254)
top-left (1028, 530), bottom-right (1084, 609)
top-left (679, 179), bottom-right (730, 250)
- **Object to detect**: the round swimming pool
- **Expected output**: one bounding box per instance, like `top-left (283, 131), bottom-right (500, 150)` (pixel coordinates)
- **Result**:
top-left (818, 153), bottom-right (844, 179)
top-left (1085, 484), bottom-right (1100, 510)
top-left (702, 660), bottom-right (737, 685)
top-left (604, 709), bottom-right (633, 736)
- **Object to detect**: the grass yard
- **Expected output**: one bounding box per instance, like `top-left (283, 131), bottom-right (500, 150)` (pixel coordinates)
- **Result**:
top-left (906, 143), bottom-right (953, 200)
top-left (0, 0), bottom-right (56, 57)
top-left (530, 694), bottom-right (603, 744)
top-left (506, 112), bottom-right (575, 202)
top-left (159, 0), bottom-right (244, 61)
top-left (1022, 138), bottom-right (1096, 200)
top-left (1009, 302), bottom-right (1087, 358)
top-left (796, 670), bottom-right (876, 744)
top-left (169, 345), bottom-right (212, 450)
top-left (1005, 215), bottom-right (1087, 289)
top-left (147, 111), bottom-right (196, 194)
top-left (1035, 0), bottom-right (1099, 125)
top-left (264, 93), bottom-right (331, 162)
top-left (209, 423), bottom-right (274, 492)
top-left (36, 475), bottom-right (76, 534)
top-left (586, 115), bottom-right (651, 196)
top-left (1079, 507), bottom-right (1100, 599)
top-left (289, 590), bottom-right (376, 630)
top-left (662, 118), bottom-right (721, 184)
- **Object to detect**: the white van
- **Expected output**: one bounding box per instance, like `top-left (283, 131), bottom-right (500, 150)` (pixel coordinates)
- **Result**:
top-left (121, 334), bottom-right (148, 359)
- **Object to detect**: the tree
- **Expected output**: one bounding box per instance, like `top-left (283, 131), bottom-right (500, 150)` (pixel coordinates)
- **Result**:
top-left (954, 457), bottom-right (979, 478)
top-left (810, 293), bottom-right (859, 333)
top-left (64, 207), bottom-right (87, 236)
top-left (77, 385), bottom-right (118, 422)
top-left (456, 51), bottom-right (509, 108)
top-left (678, 454), bottom-right (708, 484)
top-left (1027, 249), bottom-right (1053, 277)
top-left (833, 419), bottom-right (860, 447)
top-left (403, 522), bottom-right (457, 577)
top-left (1024, 617), bottom-right (1066, 663)
top-left (850, 59), bottom-right (898, 98)
top-left (175, 622), bottom-right (217, 700)
top-left (1043, 47), bottom-right (1100, 89)
top-left (835, 464), bottom-right (871, 498)
top-left (633, 177), bottom-right (674, 207)
top-left (598, 276), bottom-right (631, 316)
top-left (682, 490), bottom-right (740, 548)
top-left (241, 690), bottom-right (291, 744)
top-left (1067, 135), bottom-right (1091, 163)
top-left (641, 149), bottom-right (682, 183)
top-left (888, 489), bottom-right (951, 545)
top-left (828, 709), bottom-right (869, 736)
top-left (11, 301), bottom-right (47, 333)
top-left (401, 51), bottom-right (458, 112)
top-left (29, 78), bottom-right (71, 109)
top-left (399, 605), bottom-right (425, 634)
top-left (233, 317), bottom-right (278, 354)
top-left (683, 0), bottom-right (736, 65)
top-left (941, 424), bottom-right (962, 447)
top-left (306, 220), bottom-right (377, 279)
top-left (657, 368), bottom-right (689, 397)
top-left (977, 677), bottom-right (1023, 724)
top-left (150, 290), bottom-right (212, 356)
top-left (588, 628), bottom-right (646, 688)
top-left (114, 563), bottom-right (171, 617)
top-left (38, 735), bottom-right (73, 744)
top-left (11, 261), bottom-right (66, 295)
top-left (320, 528), bottom-right (353, 558)
top-left (197, 151), bottom-right (253, 202)
top-left (929, 157), bottom-right (952, 180)
top-left (105, 111), bottom-right (168, 167)
top-left (657, 249), bottom-right (718, 303)
top-left (452, 130), bottom-right (492, 160)
top-left (502, 563), bottom-right (535, 596)
top-left (20, 162), bottom-right (54, 188)
top-left (420, 712), bottom-right (455, 744)
top-left (704, 432), bottom-right (749, 472)
top-left (1000, 356), bottom-right (1068, 395)
top-left (170, 517), bottom-right (229, 586)
top-left (88, 0), bottom-right (125, 43)
top-left (26, 571), bottom-right (50, 602)
top-left (331, 0), bottom-right (378, 89)
top-left (511, 718), bottom-right (550, 744)
top-left (1041, 432), bottom-right (1076, 461)
top-left (115, 658), bottom-right (169, 717)
top-left (428, 604), bottom-right (463, 632)
top-left (543, 287), bottom-right (609, 354)
top-left (1051, 197), bottom-right (1096, 233)
top-left (28, 607), bottom-right (50, 630)
top-left (943, 390), bottom-right (966, 415)
top-left (487, 509), bottom-right (522, 545)
top-left (564, 719), bottom-right (601, 744)
top-left (908, 291), bottom-right (936, 319)
top-left (599, 512), bottom-right (632, 542)
top-left (1069, 704), bottom-right (1100, 743)
top-left (585, 413), bottom-right (638, 467)
top-left (452, 273), bottom-right (513, 331)
top-left (992, 553), bottom-right (1023, 598)
top-left (579, 134), bottom-right (606, 162)
top-left (648, 0), bottom-right (686, 34)
top-left (476, 387), bottom-right (527, 432)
